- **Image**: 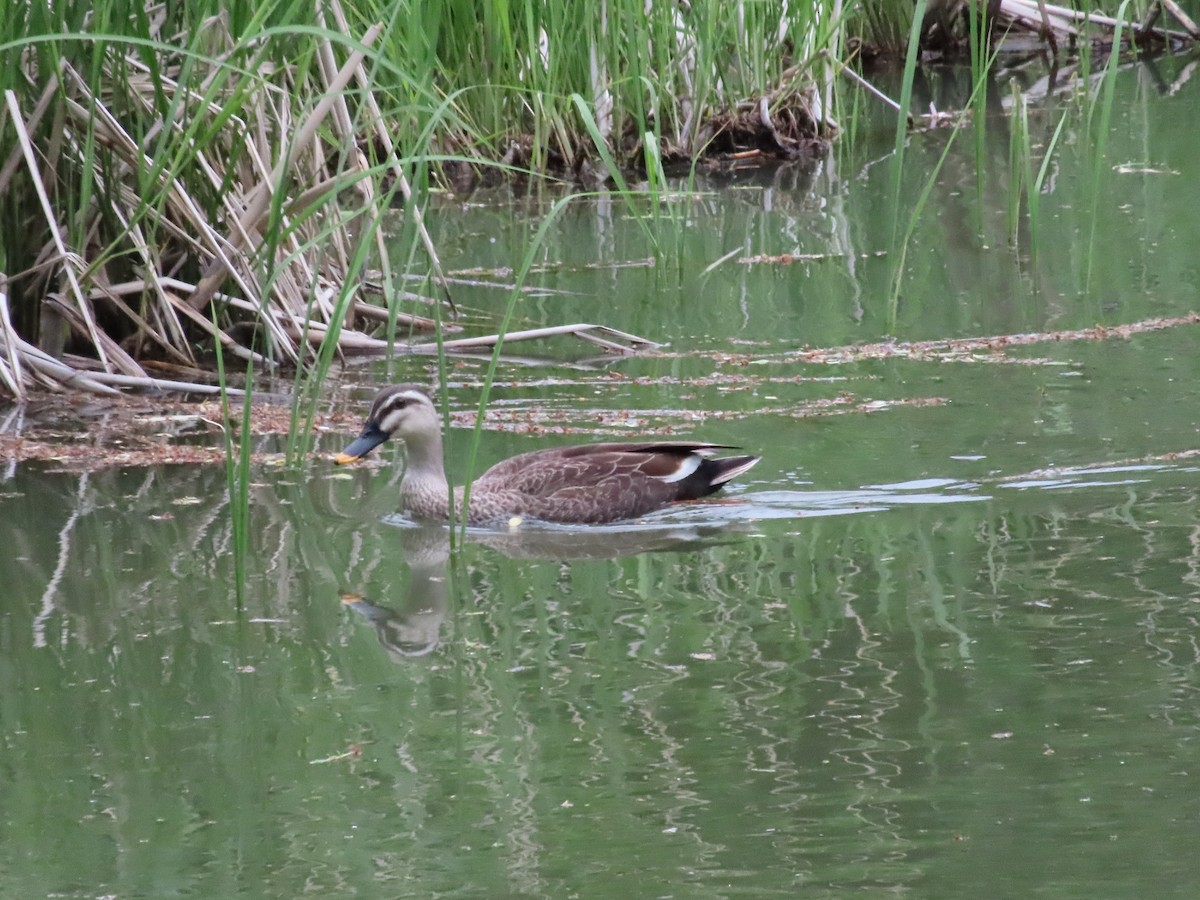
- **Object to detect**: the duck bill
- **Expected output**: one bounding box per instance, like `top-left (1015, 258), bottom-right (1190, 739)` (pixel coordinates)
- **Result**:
top-left (334, 422), bottom-right (389, 465)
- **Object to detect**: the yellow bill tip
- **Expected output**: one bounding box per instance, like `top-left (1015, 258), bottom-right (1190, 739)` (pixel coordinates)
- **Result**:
top-left (333, 452), bottom-right (361, 466)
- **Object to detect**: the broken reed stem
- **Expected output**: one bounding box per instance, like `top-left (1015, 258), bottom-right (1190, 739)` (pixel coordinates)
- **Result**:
top-left (1158, 0), bottom-right (1200, 37)
top-left (0, 319), bottom-right (120, 394)
top-left (408, 323), bottom-right (661, 355)
top-left (1000, 0), bottom-right (1189, 41)
top-left (829, 53), bottom-right (902, 113)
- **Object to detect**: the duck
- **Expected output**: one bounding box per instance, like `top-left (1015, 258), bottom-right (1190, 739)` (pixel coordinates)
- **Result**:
top-left (334, 384), bottom-right (760, 525)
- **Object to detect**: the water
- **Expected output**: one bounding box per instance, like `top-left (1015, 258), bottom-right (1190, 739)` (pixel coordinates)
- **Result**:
top-left (4, 58), bottom-right (1200, 896)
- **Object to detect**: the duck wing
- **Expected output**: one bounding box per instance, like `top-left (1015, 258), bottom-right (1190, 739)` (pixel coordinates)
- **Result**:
top-left (475, 442), bottom-right (758, 524)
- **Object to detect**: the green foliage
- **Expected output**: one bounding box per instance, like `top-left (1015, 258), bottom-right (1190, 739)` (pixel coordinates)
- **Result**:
top-left (857, 0), bottom-right (915, 56)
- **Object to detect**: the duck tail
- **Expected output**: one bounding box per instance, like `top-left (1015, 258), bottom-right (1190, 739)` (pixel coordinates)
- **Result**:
top-left (678, 454), bottom-right (760, 499)
top-left (707, 454), bottom-right (760, 487)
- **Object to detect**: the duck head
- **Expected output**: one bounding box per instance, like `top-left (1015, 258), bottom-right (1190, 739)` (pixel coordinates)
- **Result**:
top-left (334, 385), bottom-right (438, 464)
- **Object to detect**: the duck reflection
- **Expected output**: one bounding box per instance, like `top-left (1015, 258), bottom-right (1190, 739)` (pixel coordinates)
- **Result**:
top-left (340, 526), bottom-right (449, 661)
top-left (342, 520), bottom-right (748, 663)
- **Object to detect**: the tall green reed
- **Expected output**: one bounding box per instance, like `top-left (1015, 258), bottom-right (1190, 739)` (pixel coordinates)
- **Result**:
top-left (212, 329), bottom-right (252, 610)
top-left (1084, 0), bottom-right (1131, 292)
top-left (886, 36), bottom-right (1001, 327)
top-left (888, 0), bottom-right (928, 250)
top-left (1008, 86), bottom-right (1070, 268)
top-left (966, 0), bottom-right (989, 223)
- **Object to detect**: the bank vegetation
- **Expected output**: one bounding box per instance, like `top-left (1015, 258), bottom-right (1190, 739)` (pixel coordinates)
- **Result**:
top-left (0, 0), bottom-right (1192, 399)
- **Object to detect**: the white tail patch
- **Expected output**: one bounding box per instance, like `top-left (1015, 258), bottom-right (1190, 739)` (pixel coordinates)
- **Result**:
top-left (654, 454), bottom-right (702, 483)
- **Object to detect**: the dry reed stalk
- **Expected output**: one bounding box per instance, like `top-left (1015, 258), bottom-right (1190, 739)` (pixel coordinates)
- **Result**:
top-left (0, 320), bottom-right (120, 394)
top-left (327, 0), bottom-right (458, 317)
top-left (0, 13), bottom-right (661, 401)
top-left (1159, 0), bottom-right (1200, 37)
top-left (186, 23), bottom-right (386, 317)
top-left (0, 289), bottom-right (26, 399)
top-left (0, 28), bottom-right (381, 395)
top-left (0, 68), bottom-right (61, 194)
top-left (5, 89), bottom-right (118, 375)
top-left (60, 59), bottom-right (289, 359)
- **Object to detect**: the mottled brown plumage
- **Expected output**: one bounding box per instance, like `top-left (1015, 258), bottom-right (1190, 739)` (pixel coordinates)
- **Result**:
top-left (334, 385), bottom-right (760, 525)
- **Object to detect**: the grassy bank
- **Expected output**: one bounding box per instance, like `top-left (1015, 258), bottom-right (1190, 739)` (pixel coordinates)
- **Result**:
top-left (0, 0), bottom-right (1181, 398)
top-left (0, 0), bottom-right (846, 397)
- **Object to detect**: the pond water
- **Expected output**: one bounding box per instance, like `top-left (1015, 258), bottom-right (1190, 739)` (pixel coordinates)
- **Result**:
top-left (4, 57), bottom-right (1200, 896)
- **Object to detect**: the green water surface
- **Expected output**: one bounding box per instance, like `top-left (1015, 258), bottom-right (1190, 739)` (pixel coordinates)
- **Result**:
top-left (3, 59), bottom-right (1200, 897)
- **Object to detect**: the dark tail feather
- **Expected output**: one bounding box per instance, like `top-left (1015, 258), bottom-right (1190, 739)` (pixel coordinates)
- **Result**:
top-left (708, 455), bottom-right (760, 486)
top-left (683, 455), bottom-right (761, 499)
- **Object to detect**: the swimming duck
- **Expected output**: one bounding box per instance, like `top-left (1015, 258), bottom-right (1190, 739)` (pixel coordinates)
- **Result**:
top-left (334, 385), bottom-right (760, 525)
